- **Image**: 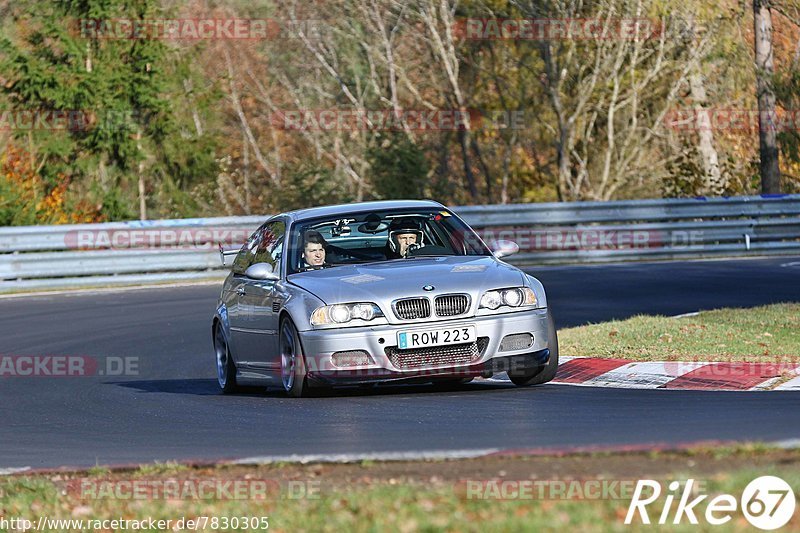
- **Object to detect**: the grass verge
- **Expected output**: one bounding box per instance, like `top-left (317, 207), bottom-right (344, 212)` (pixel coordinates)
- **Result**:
top-left (558, 303), bottom-right (800, 361)
top-left (1, 446), bottom-right (799, 532)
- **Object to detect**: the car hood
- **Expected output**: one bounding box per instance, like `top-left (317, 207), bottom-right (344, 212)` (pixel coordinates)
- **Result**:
top-left (287, 255), bottom-right (525, 307)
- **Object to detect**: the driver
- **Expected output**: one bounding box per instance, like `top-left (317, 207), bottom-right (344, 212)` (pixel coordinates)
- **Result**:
top-left (301, 230), bottom-right (330, 270)
top-left (387, 219), bottom-right (424, 259)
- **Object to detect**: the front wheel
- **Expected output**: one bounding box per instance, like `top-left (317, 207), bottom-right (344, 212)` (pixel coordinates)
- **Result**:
top-left (280, 317), bottom-right (310, 397)
top-left (508, 311), bottom-right (559, 386)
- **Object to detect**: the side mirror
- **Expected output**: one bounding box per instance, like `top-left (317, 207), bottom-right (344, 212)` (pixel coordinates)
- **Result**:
top-left (245, 262), bottom-right (279, 281)
top-left (491, 239), bottom-right (520, 259)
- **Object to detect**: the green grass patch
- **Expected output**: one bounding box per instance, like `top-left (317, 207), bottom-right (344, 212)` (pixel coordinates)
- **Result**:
top-left (2, 448), bottom-right (799, 532)
top-left (134, 461), bottom-right (189, 476)
top-left (558, 303), bottom-right (800, 361)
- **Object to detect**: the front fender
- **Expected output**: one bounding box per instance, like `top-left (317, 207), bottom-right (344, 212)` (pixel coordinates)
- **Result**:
top-left (281, 283), bottom-right (326, 332)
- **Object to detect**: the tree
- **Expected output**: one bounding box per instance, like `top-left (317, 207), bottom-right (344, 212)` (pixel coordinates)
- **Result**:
top-left (368, 132), bottom-right (429, 199)
top-left (512, 0), bottom-right (716, 200)
top-left (0, 0), bottom-right (206, 220)
top-left (754, 0), bottom-right (782, 194)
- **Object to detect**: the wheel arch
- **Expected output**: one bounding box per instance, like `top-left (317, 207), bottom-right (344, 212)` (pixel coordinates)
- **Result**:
top-left (278, 309), bottom-right (305, 355)
top-left (212, 302), bottom-right (233, 348)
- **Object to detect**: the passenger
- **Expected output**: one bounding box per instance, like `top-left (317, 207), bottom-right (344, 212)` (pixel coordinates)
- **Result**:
top-left (387, 219), bottom-right (423, 259)
top-left (302, 230), bottom-right (330, 270)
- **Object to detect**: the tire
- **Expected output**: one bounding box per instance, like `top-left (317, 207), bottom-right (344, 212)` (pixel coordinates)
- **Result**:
top-left (280, 317), bottom-right (310, 398)
top-left (214, 322), bottom-right (241, 393)
top-left (508, 311), bottom-right (559, 387)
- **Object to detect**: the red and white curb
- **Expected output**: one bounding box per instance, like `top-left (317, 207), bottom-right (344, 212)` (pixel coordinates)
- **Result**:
top-left (488, 356), bottom-right (800, 391)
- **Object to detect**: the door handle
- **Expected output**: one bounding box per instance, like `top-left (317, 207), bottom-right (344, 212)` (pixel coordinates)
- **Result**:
top-left (236, 287), bottom-right (246, 296)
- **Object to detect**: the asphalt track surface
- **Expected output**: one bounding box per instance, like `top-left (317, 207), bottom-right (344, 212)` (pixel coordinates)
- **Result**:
top-left (1, 256), bottom-right (799, 469)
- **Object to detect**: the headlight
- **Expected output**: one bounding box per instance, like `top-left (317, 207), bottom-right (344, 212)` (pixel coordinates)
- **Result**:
top-left (479, 287), bottom-right (537, 310)
top-left (479, 290), bottom-right (503, 310)
top-left (310, 303), bottom-right (383, 326)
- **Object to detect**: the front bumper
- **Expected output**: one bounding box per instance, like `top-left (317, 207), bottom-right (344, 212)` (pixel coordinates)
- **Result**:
top-left (298, 308), bottom-right (552, 385)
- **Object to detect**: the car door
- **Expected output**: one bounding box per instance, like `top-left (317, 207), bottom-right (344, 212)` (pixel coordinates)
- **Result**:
top-left (230, 220), bottom-right (286, 373)
top-left (226, 226), bottom-right (263, 369)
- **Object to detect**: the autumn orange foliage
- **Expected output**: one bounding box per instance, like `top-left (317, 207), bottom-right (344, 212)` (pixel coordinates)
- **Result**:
top-left (1, 144), bottom-right (103, 225)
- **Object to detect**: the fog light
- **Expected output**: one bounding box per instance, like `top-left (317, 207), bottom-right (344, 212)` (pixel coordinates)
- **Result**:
top-left (331, 350), bottom-right (375, 367)
top-left (499, 333), bottom-right (534, 352)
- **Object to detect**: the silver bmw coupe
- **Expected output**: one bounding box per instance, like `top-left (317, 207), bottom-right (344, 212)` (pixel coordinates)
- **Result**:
top-left (212, 200), bottom-right (558, 397)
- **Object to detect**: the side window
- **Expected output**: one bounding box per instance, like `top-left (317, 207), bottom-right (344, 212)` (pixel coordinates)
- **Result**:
top-left (232, 227), bottom-right (262, 276)
top-left (252, 221), bottom-right (286, 272)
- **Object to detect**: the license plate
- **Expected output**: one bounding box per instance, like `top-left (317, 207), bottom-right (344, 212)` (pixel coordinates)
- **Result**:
top-left (397, 325), bottom-right (476, 350)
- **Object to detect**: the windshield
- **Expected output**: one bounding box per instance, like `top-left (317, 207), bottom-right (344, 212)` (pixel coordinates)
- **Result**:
top-left (287, 208), bottom-right (491, 274)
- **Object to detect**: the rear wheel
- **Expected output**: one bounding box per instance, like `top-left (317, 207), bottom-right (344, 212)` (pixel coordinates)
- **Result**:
top-left (508, 311), bottom-right (559, 386)
top-left (214, 323), bottom-right (241, 393)
top-left (280, 317), bottom-right (310, 398)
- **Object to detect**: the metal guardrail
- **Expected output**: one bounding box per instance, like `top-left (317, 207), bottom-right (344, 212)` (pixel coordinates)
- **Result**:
top-left (1, 195), bottom-right (799, 292)
top-left (0, 215), bottom-right (266, 253)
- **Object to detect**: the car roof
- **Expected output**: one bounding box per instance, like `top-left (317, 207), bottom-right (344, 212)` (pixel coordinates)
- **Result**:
top-left (283, 200), bottom-right (446, 223)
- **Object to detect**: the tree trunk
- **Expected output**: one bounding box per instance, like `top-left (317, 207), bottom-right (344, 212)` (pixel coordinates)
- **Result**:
top-left (688, 71), bottom-right (725, 195)
top-left (471, 137), bottom-right (492, 204)
top-left (556, 124), bottom-right (569, 201)
top-left (183, 78), bottom-right (203, 136)
top-left (457, 128), bottom-right (478, 202)
top-left (136, 128), bottom-right (146, 221)
top-left (242, 127), bottom-right (251, 214)
top-left (138, 172), bottom-right (146, 221)
top-left (85, 41), bottom-right (92, 73)
top-left (754, 0), bottom-right (781, 194)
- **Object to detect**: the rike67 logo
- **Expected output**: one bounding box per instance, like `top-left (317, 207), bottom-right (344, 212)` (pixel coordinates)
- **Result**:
top-left (625, 476), bottom-right (796, 530)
